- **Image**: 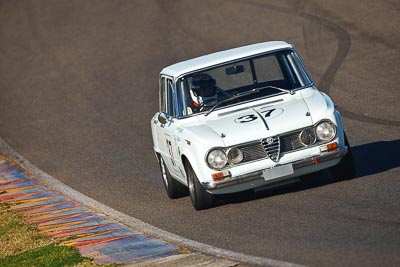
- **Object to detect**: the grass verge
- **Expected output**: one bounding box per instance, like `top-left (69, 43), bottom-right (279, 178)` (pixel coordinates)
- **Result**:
top-left (0, 204), bottom-right (106, 267)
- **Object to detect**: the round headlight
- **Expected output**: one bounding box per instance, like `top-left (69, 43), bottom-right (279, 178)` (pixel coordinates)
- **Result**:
top-left (227, 147), bottom-right (244, 164)
top-left (299, 129), bottom-right (316, 146)
top-left (207, 149), bottom-right (227, 169)
top-left (315, 121), bottom-right (336, 141)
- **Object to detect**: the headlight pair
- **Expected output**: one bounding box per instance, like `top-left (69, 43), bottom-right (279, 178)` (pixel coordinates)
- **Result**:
top-left (300, 121), bottom-right (336, 146)
top-left (207, 147), bottom-right (243, 170)
top-left (207, 121), bottom-right (336, 170)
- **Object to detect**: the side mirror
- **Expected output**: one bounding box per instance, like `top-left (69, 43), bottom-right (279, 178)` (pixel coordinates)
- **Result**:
top-left (158, 112), bottom-right (169, 124)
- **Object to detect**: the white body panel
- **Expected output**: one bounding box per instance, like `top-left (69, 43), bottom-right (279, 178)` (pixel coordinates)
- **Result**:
top-left (151, 41), bottom-right (347, 195)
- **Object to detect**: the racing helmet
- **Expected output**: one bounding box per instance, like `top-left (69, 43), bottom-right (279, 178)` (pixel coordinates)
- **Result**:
top-left (190, 74), bottom-right (218, 108)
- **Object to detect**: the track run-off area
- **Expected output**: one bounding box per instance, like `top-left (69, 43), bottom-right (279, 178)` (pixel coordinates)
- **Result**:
top-left (0, 1), bottom-right (399, 266)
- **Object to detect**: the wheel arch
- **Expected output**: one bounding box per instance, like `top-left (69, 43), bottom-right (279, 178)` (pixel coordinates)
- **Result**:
top-left (181, 152), bottom-right (207, 185)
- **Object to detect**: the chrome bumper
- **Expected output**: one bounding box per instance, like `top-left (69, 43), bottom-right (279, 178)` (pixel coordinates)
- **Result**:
top-left (202, 147), bottom-right (348, 190)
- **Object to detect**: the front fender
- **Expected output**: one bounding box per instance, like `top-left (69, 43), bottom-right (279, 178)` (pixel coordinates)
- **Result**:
top-left (179, 144), bottom-right (215, 187)
top-left (334, 109), bottom-right (346, 147)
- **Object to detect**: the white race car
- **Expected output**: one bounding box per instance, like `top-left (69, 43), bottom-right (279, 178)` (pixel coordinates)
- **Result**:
top-left (151, 41), bottom-right (355, 210)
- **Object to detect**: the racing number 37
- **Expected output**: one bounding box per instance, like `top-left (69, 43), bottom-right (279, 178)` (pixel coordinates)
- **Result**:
top-left (236, 109), bottom-right (276, 123)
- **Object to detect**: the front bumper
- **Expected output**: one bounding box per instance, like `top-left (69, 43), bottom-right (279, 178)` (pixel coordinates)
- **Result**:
top-left (202, 147), bottom-right (347, 191)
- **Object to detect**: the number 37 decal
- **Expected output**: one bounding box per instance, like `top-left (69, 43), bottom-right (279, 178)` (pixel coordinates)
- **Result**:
top-left (234, 108), bottom-right (283, 124)
top-left (235, 114), bottom-right (258, 123)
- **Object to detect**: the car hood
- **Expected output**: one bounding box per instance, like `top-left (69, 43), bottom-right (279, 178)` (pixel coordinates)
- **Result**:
top-left (196, 95), bottom-right (313, 147)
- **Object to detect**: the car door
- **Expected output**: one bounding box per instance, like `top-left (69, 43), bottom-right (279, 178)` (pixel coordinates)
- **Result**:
top-left (155, 76), bottom-right (181, 177)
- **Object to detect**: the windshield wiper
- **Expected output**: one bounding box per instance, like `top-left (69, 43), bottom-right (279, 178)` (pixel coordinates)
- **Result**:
top-left (263, 86), bottom-right (295, 95)
top-left (204, 86), bottom-right (295, 116)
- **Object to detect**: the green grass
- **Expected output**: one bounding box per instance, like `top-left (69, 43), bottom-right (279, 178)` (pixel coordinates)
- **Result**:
top-left (0, 244), bottom-right (84, 267)
top-left (0, 206), bottom-right (53, 258)
top-left (0, 205), bottom-right (105, 267)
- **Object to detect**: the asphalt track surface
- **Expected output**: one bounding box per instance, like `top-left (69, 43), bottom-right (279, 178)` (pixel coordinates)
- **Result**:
top-left (0, 0), bottom-right (399, 266)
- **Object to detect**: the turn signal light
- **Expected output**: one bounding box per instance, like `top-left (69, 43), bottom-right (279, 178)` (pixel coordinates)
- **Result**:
top-left (320, 142), bottom-right (338, 152)
top-left (211, 170), bottom-right (231, 181)
top-left (327, 142), bottom-right (338, 152)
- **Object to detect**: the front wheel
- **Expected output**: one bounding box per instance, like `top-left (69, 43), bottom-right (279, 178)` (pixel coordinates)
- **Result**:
top-left (158, 155), bottom-right (187, 199)
top-left (331, 132), bottom-right (356, 180)
top-left (185, 162), bottom-right (215, 210)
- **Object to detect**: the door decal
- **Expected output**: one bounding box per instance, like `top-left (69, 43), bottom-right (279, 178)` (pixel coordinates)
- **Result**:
top-left (166, 139), bottom-right (176, 166)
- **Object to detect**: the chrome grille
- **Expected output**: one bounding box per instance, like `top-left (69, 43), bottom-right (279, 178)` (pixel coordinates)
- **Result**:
top-left (240, 143), bottom-right (267, 163)
top-left (261, 136), bottom-right (280, 162)
top-left (280, 130), bottom-right (304, 153)
top-left (238, 127), bottom-right (315, 164)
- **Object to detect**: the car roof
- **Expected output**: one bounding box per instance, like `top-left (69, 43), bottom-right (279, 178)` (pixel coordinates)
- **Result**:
top-left (160, 41), bottom-right (293, 78)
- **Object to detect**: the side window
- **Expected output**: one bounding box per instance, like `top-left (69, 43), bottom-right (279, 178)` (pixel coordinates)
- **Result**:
top-left (166, 79), bottom-right (175, 116)
top-left (159, 77), bottom-right (166, 113)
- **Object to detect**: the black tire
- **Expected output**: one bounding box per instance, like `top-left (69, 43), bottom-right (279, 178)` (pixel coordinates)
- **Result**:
top-left (158, 155), bottom-right (187, 199)
top-left (185, 161), bottom-right (215, 210)
top-left (331, 132), bottom-right (356, 180)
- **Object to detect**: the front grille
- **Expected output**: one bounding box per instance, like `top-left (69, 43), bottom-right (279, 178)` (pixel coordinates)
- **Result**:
top-left (240, 127), bottom-right (316, 164)
top-left (261, 136), bottom-right (280, 162)
top-left (240, 143), bottom-right (267, 163)
top-left (280, 130), bottom-right (305, 153)
top-left (261, 128), bottom-right (314, 162)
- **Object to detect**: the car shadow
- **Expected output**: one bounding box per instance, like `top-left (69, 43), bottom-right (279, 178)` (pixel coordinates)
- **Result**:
top-left (217, 139), bottom-right (400, 206)
top-left (351, 139), bottom-right (400, 177)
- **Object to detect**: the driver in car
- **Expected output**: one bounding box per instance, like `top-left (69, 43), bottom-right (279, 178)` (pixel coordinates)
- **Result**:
top-left (187, 73), bottom-right (218, 114)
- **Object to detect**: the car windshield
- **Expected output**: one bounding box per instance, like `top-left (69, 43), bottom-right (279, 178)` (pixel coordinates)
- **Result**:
top-left (176, 49), bottom-right (312, 116)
